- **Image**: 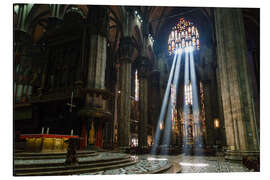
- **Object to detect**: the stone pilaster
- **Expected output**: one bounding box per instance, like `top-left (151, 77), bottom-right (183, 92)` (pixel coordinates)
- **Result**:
top-left (136, 56), bottom-right (150, 148)
top-left (214, 8), bottom-right (259, 158)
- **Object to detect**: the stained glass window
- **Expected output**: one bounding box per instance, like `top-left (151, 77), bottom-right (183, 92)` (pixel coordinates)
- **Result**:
top-left (168, 18), bottom-right (200, 55)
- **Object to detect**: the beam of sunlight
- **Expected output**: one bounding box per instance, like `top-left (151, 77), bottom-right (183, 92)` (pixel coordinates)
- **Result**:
top-left (161, 50), bottom-right (182, 155)
top-left (151, 53), bottom-right (178, 155)
top-left (182, 49), bottom-right (191, 154)
top-left (189, 50), bottom-right (199, 116)
top-left (189, 50), bottom-right (204, 154)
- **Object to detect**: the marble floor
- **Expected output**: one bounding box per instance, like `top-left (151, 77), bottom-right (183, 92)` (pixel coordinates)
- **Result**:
top-left (142, 154), bottom-right (250, 173)
top-left (83, 154), bottom-right (250, 175)
top-left (82, 155), bottom-right (170, 175)
top-left (14, 151), bottom-right (251, 174)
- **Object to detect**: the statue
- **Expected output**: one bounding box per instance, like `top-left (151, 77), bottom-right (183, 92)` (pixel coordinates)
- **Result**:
top-left (88, 121), bottom-right (95, 145)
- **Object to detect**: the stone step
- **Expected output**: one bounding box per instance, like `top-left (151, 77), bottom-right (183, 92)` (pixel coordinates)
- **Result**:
top-left (149, 163), bottom-right (172, 174)
top-left (14, 149), bottom-right (24, 153)
top-left (15, 150), bottom-right (96, 157)
top-left (15, 160), bottom-right (137, 176)
top-left (14, 153), bottom-right (98, 160)
top-left (15, 158), bottom-right (132, 174)
top-left (14, 156), bottom-right (130, 169)
top-left (159, 163), bottom-right (181, 174)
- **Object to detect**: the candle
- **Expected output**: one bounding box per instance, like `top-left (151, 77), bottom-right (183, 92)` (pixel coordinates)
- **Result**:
top-left (41, 127), bottom-right (44, 134)
top-left (71, 129), bottom-right (73, 135)
top-left (46, 128), bottom-right (49, 134)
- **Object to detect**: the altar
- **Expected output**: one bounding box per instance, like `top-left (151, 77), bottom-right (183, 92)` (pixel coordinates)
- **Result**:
top-left (20, 134), bottom-right (79, 152)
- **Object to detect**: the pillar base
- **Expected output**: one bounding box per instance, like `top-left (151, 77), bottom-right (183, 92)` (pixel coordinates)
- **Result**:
top-left (86, 144), bottom-right (101, 151)
top-left (118, 146), bottom-right (130, 153)
top-left (137, 146), bottom-right (149, 154)
top-left (225, 150), bottom-right (260, 161)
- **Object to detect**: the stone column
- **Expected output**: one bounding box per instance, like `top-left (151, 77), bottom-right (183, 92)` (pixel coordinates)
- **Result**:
top-left (200, 46), bottom-right (216, 147)
top-left (86, 6), bottom-right (108, 90)
top-left (149, 70), bottom-right (161, 140)
top-left (157, 53), bottom-right (168, 101)
top-left (117, 8), bottom-right (134, 149)
top-left (118, 37), bottom-right (134, 149)
top-left (80, 6), bottom-right (109, 149)
top-left (137, 56), bottom-right (150, 148)
top-left (203, 79), bottom-right (215, 146)
top-left (216, 66), bottom-right (226, 146)
top-left (84, 6), bottom-right (108, 107)
top-left (214, 8), bottom-right (259, 158)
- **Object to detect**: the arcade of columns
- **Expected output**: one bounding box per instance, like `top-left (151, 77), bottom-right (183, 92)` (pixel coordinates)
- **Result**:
top-left (76, 7), bottom-right (148, 149)
top-left (14, 5), bottom-right (259, 158)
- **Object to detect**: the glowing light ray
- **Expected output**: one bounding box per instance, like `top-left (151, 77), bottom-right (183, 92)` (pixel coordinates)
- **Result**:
top-left (182, 49), bottom-right (191, 154)
top-left (151, 53), bottom-right (178, 155)
top-left (189, 50), bottom-right (203, 154)
top-left (189, 51), bottom-right (199, 114)
top-left (161, 51), bottom-right (182, 154)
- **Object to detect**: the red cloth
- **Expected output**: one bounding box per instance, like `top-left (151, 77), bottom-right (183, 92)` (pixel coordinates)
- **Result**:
top-left (80, 122), bottom-right (86, 149)
top-left (96, 124), bottom-right (102, 148)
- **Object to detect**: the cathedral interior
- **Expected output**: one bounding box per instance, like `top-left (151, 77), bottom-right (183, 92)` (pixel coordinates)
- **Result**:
top-left (13, 4), bottom-right (260, 175)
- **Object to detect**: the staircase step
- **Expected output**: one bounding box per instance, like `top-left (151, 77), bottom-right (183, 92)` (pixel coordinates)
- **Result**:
top-left (152, 164), bottom-right (172, 174)
top-left (15, 158), bottom-right (132, 173)
top-left (153, 163), bottom-right (179, 174)
top-left (14, 153), bottom-right (98, 160)
top-left (15, 151), bottom-right (96, 157)
top-left (15, 156), bottom-right (130, 169)
top-left (15, 161), bottom-right (137, 176)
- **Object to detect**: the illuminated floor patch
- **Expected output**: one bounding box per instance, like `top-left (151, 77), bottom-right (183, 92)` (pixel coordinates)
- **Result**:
top-left (177, 155), bottom-right (250, 173)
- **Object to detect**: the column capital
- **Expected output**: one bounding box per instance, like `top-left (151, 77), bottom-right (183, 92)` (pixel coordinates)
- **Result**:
top-left (135, 56), bottom-right (151, 79)
top-left (119, 37), bottom-right (134, 63)
top-left (87, 6), bottom-right (108, 37)
top-left (201, 78), bottom-right (211, 85)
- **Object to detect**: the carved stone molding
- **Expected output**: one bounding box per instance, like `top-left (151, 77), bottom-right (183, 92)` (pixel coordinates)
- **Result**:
top-left (135, 56), bottom-right (151, 79)
top-left (119, 37), bottom-right (134, 63)
top-left (87, 6), bottom-right (108, 37)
